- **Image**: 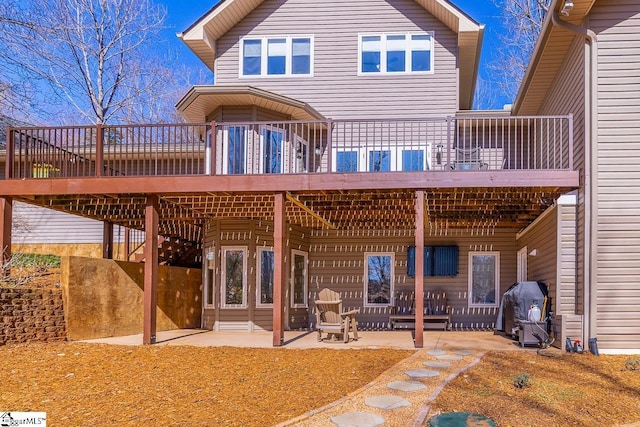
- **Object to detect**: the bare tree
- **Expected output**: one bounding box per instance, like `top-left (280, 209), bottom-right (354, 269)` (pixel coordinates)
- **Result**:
top-left (0, 0), bottom-right (168, 124)
top-left (489, 0), bottom-right (552, 103)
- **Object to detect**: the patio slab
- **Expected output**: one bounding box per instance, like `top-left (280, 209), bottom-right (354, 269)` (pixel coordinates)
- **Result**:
top-left (82, 330), bottom-right (522, 351)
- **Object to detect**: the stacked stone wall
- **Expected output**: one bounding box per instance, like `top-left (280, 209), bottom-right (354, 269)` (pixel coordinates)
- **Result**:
top-left (0, 287), bottom-right (67, 345)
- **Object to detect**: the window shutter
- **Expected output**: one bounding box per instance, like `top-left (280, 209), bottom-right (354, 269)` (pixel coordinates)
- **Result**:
top-left (434, 246), bottom-right (459, 276)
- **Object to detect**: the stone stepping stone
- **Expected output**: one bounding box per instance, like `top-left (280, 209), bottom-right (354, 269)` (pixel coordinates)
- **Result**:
top-left (424, 361), bottom-right (453, 369)
top-left (331, 412), bottom-right (385, 427)
top-left (365, 395), bottom-right (411, 410)
top-left (435, 354), bottom-right (463, 361)
top-left (428, 412), bottom-right (496, 427)
top-left (454, 349), bottom-right (475, 356)
top-left (387, 380), bottom-right (427, 392)
top-left (426, 349), bottom-right (447, 356)
top-left (405, 369), bottom-right (440, 379)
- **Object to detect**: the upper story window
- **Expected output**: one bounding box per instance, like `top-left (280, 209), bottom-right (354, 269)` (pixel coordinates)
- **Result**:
top-left (240, 36), bottom-right (313, 77)
top-left (359, 32), bottom-right (434, 75)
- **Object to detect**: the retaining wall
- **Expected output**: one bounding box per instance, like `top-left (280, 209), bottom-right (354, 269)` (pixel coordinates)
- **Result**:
top-left (0, 287), bottom-right (67, 345)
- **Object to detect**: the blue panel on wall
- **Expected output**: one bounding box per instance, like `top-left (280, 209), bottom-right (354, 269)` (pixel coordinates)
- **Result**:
top-left (434, 246), bottom-right (459, 276)
top-left (407, 246), bottom-right (455, 277)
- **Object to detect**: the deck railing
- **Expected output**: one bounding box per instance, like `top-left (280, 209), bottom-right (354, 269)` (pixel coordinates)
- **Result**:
top-left (4, 115), bottom-right (573, 179)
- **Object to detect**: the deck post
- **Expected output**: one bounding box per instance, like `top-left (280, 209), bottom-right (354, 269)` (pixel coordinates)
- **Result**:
top-left (103, 221), bottom-right (114, 259)
top-left (5, 127), bottom-right (12, 180)
top-left (0, 197), bottom-right (12, 277)
top-left (209, 121), bottom-right (217, 176)
top-left (273, 192), bottom-right (286, 346)
top-left (143, 195), bottom-right (159, 345)
top-left (414, 190), bottom-right (425, 348)
top-left (95, 124), bottom-right (103, 178)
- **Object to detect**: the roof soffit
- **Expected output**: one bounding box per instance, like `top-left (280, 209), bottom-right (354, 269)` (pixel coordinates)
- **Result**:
top-left (513, 0), bottom-right (597, 115)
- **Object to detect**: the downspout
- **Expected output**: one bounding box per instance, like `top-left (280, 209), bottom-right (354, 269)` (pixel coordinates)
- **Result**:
top-left (550, 11), bottom-right (598, 345)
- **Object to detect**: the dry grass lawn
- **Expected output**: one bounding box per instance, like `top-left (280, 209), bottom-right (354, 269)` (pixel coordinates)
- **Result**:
top-left (430, 350), bottom-right (640, 426)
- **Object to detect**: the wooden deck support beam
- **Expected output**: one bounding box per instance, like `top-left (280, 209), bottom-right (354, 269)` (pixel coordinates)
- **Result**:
top-left (414, 190), bottom-right (425, 348)
top-left (143, 195), bottom-right (159, 345)
top-left (103, 221), bottom-right (114, 259)
top-left (0, 197), bottom-right (12, 276)
top-left (273, 192), bottom-right (286, 347)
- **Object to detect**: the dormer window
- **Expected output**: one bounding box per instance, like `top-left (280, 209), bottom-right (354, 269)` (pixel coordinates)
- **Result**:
top-left (240, 36), bottom-right (313, 77)
top-left (359, 32), bottom-right (434, 75)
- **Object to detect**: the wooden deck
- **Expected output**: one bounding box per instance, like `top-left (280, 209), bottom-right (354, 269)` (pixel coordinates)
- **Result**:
top-left (0, 115), bottom-right (579, 239)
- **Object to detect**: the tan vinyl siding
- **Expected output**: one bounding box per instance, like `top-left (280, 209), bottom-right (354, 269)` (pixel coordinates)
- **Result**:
top-left (517, 207), bottom-right (558, 309)
top-left (590, 3), bottom-right (640, 351)
top-left (558, 201), bottom-right (578, 315)
top-left (203, 220), bottom-right (519, 331)
top-left (215, 0), bottom-right (458, 119)
top-left (538, 36), bottom-right (586, 316)
top-left (516, 199), bottom-right (577, 317)
top-left (309, 228), bottom-right (518, 330)
top-left (201, 219), bottom-right (309, 331)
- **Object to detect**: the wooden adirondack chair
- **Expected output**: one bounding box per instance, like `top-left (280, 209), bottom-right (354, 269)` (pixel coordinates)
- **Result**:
top-left (314, 288), bottom-right (359, 343)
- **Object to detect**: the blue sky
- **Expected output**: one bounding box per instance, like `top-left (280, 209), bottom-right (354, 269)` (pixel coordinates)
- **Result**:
top-left (158, 0), bottom-right (510, 109)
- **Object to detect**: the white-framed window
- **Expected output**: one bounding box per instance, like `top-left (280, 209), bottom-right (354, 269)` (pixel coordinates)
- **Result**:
top-left (359, 32), bottom-right (434, 75)
top-left (257, 247), bottom-right (274, 307)
top-left (221, 246), bottom-right (248, 308)
top-left (468, 251), bottom-right (500, 308)
top-left (517, 246), bottom-right (528, 283)
top-left (240, 35), bottom-right (313, 77)
top-left (203, 248), bottom-right (216, 308)
top-left (364, 252), bottom-right (394, 307)
top-left (291, 250), bottom-right (308, 308)
top-left (332, 145), bottom-right (431, 172)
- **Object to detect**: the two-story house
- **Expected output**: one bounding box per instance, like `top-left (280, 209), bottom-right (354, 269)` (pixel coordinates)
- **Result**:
top-left (0, 0), bottom-right (581, 349)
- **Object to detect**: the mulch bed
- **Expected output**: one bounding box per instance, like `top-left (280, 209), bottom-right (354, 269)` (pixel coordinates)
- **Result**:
top-left (430, 351), bottom-right (640, 426)
top-left (0, 342), bottom-right (412, 426)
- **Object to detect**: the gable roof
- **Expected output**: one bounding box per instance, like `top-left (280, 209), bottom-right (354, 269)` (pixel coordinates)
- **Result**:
top-left (178, 0), bottom-right (484, 110)
top-left (513, 0), bottom-right (597, 115)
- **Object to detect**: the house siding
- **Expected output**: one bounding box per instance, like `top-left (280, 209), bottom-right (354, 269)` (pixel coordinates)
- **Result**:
top-left (538, 37), bottom-right (586, 318)
top-left (214, 0), bottom-right (459, 119)
top-left (516, 196), bottom-right (577, 314)
top-left (201, 219), bottom-right (310, 332)
top-left (202, 219), bottom-right (518, 331)
top-left (308, 228), bottom-right (518, 331)
top-left (590, 2), bottom-right (640, 352)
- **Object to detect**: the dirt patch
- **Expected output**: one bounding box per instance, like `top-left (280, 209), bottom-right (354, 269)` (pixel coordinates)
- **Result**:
top-left (430, 351), bottom-right (640, 426)
top-left (0, 342), bottom-right (411, 426)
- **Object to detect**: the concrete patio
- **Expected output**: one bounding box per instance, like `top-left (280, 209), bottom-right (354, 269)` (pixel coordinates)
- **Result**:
top-left (84, 329), bottom-right (527, 352)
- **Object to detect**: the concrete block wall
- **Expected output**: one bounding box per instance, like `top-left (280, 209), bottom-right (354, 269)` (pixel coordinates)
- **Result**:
top-left (0, 287), bottom-right (67, 345)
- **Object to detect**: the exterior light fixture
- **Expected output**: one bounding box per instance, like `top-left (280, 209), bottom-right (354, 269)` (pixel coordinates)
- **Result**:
top-left (561, 0), bottom-right (574, 16)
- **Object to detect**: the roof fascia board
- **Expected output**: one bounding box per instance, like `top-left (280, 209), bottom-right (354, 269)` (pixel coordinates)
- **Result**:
top-left (512, 0), bottom-right (561, 114)
top-left (512, 0), bottom-right (596, 114)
